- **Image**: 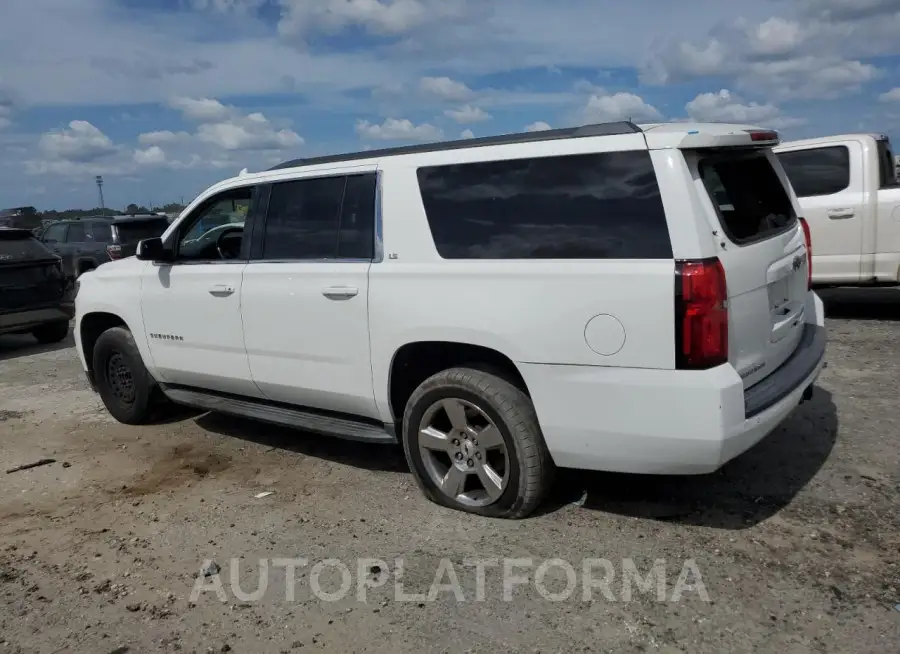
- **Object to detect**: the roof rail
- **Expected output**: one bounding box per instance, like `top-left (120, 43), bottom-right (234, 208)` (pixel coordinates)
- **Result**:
top-left (267, 121), bottom-right (643, 171)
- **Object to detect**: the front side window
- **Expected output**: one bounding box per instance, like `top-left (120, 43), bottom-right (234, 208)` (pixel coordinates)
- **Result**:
top-left (776, 146), bottom-right (850, 197)
top-left (176, 189), bottom-right (253, 261)
top-left (42, 223), bottom-right (67, 244)
top-left (416, 151), bottom-right (672, 259)
top-left (261, 173), bottom-right (377, 261)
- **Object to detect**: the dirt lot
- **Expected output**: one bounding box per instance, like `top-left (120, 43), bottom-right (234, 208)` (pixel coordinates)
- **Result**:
top-left (1, 288), bottom-right (899, 654)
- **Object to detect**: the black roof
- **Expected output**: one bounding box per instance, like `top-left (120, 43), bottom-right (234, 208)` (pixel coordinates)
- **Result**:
top-left (268, 120), bottom-right (643, 171)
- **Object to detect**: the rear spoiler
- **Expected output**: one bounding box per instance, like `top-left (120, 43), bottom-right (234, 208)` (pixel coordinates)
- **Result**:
top-left (676, 129), bottom-right (780, 150)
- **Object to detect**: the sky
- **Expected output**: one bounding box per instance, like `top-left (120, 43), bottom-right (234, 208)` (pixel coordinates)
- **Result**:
top-left (2, 0), bottom-right (900, 211)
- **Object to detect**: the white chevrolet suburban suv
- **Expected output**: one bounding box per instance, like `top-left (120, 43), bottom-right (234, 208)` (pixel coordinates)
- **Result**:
top-left (774, 133), bottom-right (900, 287)
top-left (74, 121), bottom-right (826, 519)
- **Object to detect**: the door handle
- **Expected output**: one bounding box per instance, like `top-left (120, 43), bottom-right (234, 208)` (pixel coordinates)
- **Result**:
top-left (322, 286), bottom-right (359, 299)
top-left (208, 284), bottom-right (235, 297)
top-left (827, 209), bottom-right (855, 219)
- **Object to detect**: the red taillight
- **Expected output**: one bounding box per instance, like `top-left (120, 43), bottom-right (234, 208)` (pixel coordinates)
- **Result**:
top-left (748, 129), bottom-right (779, 142)
top-left (675, 258), bottom-right (729, 369)
top-left (107, 244), bottom-right (122, 260)
top-left (799, 217), bottom-right (812, 290)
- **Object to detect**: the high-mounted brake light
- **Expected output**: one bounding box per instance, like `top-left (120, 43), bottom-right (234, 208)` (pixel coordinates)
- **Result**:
top-left (675, 258), bottom-right (729, 370)
top-left (799, 217), bottom-right (812, 290)
top-left (748, 130), bottom-right (779, 143)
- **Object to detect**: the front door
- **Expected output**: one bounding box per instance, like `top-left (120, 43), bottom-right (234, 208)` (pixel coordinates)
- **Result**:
top-left (140, 185), bottom-right (263, 398)
top-left (241, 171), bottom-right (379, 419)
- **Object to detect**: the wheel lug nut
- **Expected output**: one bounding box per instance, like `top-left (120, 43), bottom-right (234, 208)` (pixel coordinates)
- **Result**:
top-left (452, 439), bottom-right (460, 446)
top-left (455, 452), bottom-right (463, 461)
top-left (476, 452), bottom-right (482, 460)
top-left (472, 439), bottom-right (478, 447)
top-left (467, 459), bottom-right (474, 467)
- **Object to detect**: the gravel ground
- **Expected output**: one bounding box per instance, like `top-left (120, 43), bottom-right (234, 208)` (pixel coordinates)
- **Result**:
top-left (1, 288), bottom-right (898, 654)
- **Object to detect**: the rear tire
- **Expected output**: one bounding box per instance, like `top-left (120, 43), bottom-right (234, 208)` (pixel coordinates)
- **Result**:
top-left (93, 327), bottom-right (159, 425)
top-left (32, 320), bottom-right (69, 344)
top-left (402, 367), bottom-right (555, 519)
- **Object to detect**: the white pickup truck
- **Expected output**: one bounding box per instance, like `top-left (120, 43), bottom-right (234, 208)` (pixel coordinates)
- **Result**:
top-left (774, 133), bottom-right (900, 287)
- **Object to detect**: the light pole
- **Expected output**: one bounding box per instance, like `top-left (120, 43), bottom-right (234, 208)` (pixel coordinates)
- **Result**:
top-left (95, 175), bottom-right (105, 211)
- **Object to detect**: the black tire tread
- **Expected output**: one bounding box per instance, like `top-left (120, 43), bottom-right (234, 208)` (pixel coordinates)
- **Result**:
top-left (32, 320), bottom-right (69, 344)
top-left (402, 367), bottom-right (554, 519)
top-left (92, 326), bottom-right (158, 425)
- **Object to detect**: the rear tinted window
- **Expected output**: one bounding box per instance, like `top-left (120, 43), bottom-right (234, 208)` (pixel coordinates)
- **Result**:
top-left (114, 218), bottom-right (170, 244)
top-left (0, 232), bottom-right (54, 261)
top-left (876, 139), bottom-right (898, 188)
top-left (700, 152), bottom-right (796, 244)
top-left (416, 151), bottom-right (672, 259)
top-left (776, 146), bottom-right (850, 197)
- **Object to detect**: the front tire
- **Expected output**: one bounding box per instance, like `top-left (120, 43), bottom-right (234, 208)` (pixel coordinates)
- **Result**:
top-left (402, 368), bottom-right (554, 519)
top-left (92, 327), bottom-right (158, 424)
top-left (32, 320), bottom-right (69, 344)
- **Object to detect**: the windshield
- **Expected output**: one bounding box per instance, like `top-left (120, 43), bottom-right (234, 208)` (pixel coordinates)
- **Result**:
top-left (0, 231), bottom-right (55, 262)
top-left (698, 150), bottom-right (796, 244)
top-left (114, 218), bottom-right (170, 244)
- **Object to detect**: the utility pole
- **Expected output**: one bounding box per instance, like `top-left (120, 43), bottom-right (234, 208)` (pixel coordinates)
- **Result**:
top-left (95, 176), bottom-right (105, 211)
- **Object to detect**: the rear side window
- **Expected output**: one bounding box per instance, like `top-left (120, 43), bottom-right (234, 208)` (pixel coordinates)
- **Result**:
top-left (416, 151), bottom-right (672, 259)
top-left (91, 222), bottom-right (113, 242)
top-left (261, 173), bottom-right (377, 260)
top-left (0, 232), bottom-right (54, 262)
top-left (699, 152), bottom-right (796, 244)
top-left (776, 146), bottom-right (850, 197)
top-left (114, 218), bottom-right (169, 244)
top-left (876, 139), bottom-right (898, 188)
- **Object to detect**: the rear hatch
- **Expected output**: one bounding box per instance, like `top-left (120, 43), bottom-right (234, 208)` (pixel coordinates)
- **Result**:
top-left (692, 149), bottom-right (808, 389)
top-left (0, 229), bottom-right (67, 313)
top-left (111, 217), bottom-right (170, 258)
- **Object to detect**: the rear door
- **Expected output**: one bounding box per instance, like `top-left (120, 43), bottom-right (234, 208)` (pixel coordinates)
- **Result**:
top-left (240, 171), bottom-right (379, 419)
top-left (775, 143), bottom-right (864, 283)
top-left (689, 149), bottom-right (808, 389)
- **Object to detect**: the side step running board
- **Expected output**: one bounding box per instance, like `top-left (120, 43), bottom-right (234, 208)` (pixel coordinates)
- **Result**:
top-left (160, 386), bottom-right (397, 444)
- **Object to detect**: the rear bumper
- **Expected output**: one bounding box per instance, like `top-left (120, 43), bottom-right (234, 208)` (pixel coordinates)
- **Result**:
top-left (0, 303), bottom-right (74, 335)
top-left (520, 291), bottom-right (826, 474)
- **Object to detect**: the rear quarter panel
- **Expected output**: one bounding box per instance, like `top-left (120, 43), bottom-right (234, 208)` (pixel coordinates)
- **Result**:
top-left (368, 159), bottom-right (677, 420)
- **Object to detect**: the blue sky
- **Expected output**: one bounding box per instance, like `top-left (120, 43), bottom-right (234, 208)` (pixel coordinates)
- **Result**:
top-left (2, 0), bottom-right (900, 210)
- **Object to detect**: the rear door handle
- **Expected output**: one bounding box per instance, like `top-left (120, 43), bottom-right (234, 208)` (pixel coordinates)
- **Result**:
top-left (208, 284), bottom-right (235, 297)
top-left (322, 286), bottom-right (359, 299)
top-left (827, 209), bottom-right (855, 219)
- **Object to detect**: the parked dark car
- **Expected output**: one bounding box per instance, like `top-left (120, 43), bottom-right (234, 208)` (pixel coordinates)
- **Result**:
top-left (39, 214), bottom-right (171, 278)
top-left (0, 228), bottom-right (73, 343)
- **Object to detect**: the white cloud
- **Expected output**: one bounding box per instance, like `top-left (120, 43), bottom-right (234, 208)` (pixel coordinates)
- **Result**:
top-left (197, 115), bottom-right (304, 151)
top-left (137, 130), bottom-right (191, 146)
top-left (419, 76), bottom-right (473, 102)
top-left (444, 105), bottom-right (491, 124)
top-left (879, 88), bottom-right (900, 102)
top-left (169, 97), bottom-right (232, 123)
top-left (685, 89), bottom-right (804, 128)
top-left (460, 128), bottom-right (474, 139)
top-left (277, 0), bottom-right (448, 38)
top-left (355, 117), bottom-right (443, 141)
top-left (38, 120), bottom-right (119, 163)
top-left (133, 145), bottom-right (167, 166)
top-left (641, 4), bottom-right (894, 100)
top-left (168, 98), bottom-right (304, 151)
top-left (582, 93), bottom-right (661, 123)
top-left (524, 121), bottom-right (552, 132)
